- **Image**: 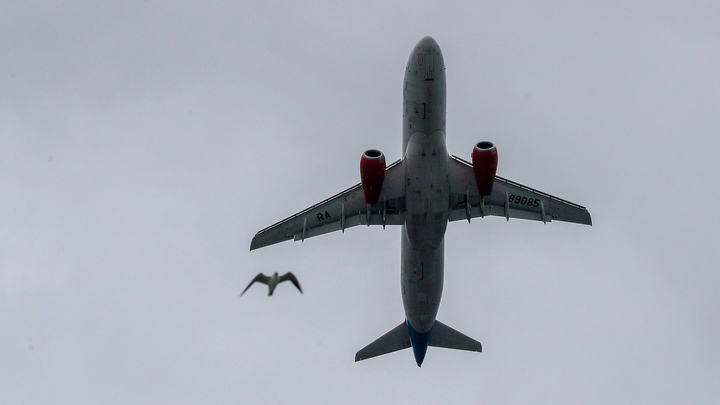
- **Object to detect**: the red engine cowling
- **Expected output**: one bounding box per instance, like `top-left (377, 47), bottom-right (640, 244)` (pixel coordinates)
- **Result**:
top-left (471, 141), bottom-right (498, 196)
top-left (360, 149), bottom-right (386, 204)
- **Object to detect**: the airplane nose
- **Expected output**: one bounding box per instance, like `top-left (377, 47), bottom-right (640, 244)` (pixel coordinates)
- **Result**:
top-left (408, 36), bottom-right (444, 83)
top-left (417, 36), bottom-right (439, 50)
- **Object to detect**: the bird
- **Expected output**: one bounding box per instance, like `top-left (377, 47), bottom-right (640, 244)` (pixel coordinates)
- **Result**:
top-left (240, 272), bottom-right (303, 296)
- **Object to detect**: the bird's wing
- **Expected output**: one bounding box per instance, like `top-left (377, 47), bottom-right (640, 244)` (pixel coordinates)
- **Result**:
top-left (240, 273), bottom-right (270, 296)
top-left (279, 272), bottom-right (303, 294)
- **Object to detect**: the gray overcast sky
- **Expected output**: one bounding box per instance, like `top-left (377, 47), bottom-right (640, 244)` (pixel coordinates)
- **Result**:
top-left (2, 1), bottom-right (719, 404)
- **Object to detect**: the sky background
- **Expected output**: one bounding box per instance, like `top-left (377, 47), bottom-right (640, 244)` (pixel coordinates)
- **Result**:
top-left (2, 1), bottom-right (719, 404)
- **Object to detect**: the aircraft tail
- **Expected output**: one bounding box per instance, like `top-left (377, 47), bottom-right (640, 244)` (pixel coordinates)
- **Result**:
top-left (428, 320), bottom-right (482, 352)
top-left (355, 322), bottom-right (411, 362)
top-left (354, 320), bottom-right (481, 363)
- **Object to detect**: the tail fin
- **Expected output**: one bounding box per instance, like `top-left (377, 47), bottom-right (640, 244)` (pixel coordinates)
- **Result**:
top-left (354, 320), bottom-right (482, 364)
top-left (429, 320), bottom-right (482, 352)
top-left (355, 322), bottom-right (411, 362)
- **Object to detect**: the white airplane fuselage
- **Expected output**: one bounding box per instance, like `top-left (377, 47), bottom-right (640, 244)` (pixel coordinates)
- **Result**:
top-left (400, 36), bottom-right (448, 364)
top-left (250, 36), bottom-right (591, 366)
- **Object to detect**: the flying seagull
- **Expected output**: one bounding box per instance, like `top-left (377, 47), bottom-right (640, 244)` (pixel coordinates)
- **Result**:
top-left (240, 272), bottom-right (303, 296)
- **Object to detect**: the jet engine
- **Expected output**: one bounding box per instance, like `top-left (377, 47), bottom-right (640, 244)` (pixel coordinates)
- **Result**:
top-left (360, 149), bottom-right (386, 204)
top-left (471, 141), bottom-right (498, 196)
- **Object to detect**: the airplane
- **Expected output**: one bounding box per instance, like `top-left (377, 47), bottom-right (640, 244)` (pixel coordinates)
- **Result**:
top-left (250, 36), bottom-right (591, 366)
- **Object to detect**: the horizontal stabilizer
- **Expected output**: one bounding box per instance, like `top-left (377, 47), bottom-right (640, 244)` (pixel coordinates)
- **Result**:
top-left (429, 320), bottom-right (482, 352)
top-left (355, 322), bottom-right (411, 362)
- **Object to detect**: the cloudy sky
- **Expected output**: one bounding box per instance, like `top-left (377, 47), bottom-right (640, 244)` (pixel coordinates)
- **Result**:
top-left (2, 1), bottom-right (719, 404)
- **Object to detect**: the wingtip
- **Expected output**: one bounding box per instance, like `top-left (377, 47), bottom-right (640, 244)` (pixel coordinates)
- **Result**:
top-left (249, 235), bottom-right (265, 251)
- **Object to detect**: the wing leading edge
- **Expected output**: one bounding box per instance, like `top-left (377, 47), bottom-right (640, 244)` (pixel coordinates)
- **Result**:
top-left (447, 155), bottom-right (592, 225)
top-left (250, 159), bottom-right (406, 250)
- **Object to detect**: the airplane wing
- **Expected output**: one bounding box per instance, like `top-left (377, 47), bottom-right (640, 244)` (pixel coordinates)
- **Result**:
top-left (250, 159), bottom-right (406, 250)
top-left (447, 155), bottom-right (591, 225)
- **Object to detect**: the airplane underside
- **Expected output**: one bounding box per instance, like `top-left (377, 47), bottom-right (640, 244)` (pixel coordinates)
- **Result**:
top-left (250, 36), bottom-right (592, 366)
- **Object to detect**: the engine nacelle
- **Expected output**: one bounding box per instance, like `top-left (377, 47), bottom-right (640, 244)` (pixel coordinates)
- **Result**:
top-left (360, 149), bottom-right (386, 204)
top-left (471, 141), bottom-right (498, 196)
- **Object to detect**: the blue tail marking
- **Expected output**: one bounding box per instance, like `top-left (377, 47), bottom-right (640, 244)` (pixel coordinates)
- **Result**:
top-left (406, 320), bottom-right (431, 367)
